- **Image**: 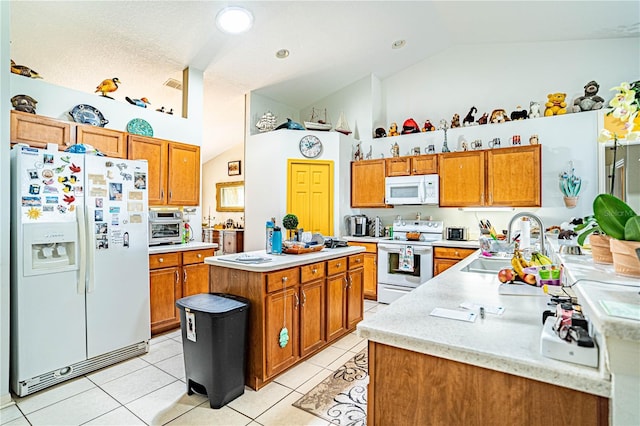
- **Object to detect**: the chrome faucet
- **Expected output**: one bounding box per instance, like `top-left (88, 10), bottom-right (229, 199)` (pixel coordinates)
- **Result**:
top-left (507, 212), bottom-right (546, 255)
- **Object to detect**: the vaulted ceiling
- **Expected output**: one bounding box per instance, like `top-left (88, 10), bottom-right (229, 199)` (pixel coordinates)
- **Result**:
top-left (10, 1), bottom-right (639, 162)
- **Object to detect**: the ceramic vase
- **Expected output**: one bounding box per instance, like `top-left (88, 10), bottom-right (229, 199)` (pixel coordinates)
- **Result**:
top-left (609, 238), bottom-right (640, 277)
top-left (563, 196), bottom-right (578, 208)
top-left (589, 234), bottom-right (613, 264)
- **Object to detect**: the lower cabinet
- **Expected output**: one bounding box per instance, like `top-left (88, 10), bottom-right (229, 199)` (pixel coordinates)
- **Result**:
top-left (347, 242), bottom-right (378, 300)
top-left (209, 254), bottom-right (364, 390)
top-left (149, 247), bottom-right (215, 335)
top-left (433, 246), bottom-right (477, 276)
top-left (223, 230), bottom-right (244, 254)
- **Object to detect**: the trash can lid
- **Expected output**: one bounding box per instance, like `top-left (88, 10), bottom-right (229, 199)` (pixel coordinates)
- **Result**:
top-left (176, 293), bottom-right (248, 314)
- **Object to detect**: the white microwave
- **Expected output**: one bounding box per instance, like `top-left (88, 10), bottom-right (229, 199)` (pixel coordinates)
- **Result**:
top-left (385, 174), bottom-right (439, 205)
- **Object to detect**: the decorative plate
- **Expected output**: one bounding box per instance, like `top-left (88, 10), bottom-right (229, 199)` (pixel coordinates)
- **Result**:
top-left (69, 104), bottom-right (108, 127)
top-left (126, 118), bottom-right (153, 137)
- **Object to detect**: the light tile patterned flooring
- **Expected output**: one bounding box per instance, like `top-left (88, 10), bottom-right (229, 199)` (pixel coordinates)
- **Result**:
top-left (1, 301), bottom-right (383, 426)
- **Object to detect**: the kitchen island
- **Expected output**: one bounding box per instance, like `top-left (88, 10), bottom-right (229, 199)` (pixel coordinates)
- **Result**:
top-left (358, 249), bottom-right (610, 425)
top-left (205, 246), bottom-right (365, 390)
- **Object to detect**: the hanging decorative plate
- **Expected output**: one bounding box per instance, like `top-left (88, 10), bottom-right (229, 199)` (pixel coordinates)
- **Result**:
top-left (69, 104), bottom-right (109, 127)
top-left (126, 118), bottom-right (153, 137)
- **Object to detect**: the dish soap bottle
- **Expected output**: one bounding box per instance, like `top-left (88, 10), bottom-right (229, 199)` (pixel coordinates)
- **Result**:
top-left (272, 226), bottom-right (282, 254)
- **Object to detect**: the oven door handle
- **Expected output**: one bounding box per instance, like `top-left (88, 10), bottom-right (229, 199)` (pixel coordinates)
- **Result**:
top-left (379, 244), bottom-right (432, 255)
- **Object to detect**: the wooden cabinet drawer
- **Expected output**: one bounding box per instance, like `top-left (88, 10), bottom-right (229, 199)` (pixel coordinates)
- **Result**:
top-left (266, 268), bottom-right (300, 293)
top-left (434, 247), bottom-right (476, 260)
top-left (327, 257), bottom-right (347, 275)
top-left (149, 252), bottom-right (181, 269)
top-left (182, 248), bottom-right (215, 265)
top-left (348, 254), bottom-right (365, 270)
top-left (300, 262), bottom-right (325, 283)
top-left (347, 242), bottom-right (377, 253)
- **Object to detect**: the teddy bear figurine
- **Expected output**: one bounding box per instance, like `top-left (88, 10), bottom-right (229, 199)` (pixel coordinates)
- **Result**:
top-left (572, 80), bottom-right (605, 112)
top-left (421, 119), bottom-right (436, 132)
top-left (490, 109), bottom-right (510, 124)
top-left (544, 93), bottom-right (567, 116)
top-left (528, 101), bottom-right (541, 118)
top-left (451, 113), bottom-right (461, 128)
top-left (388, 122), bottom-right (400, 137)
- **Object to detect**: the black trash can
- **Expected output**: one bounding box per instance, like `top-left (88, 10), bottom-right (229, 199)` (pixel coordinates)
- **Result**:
top-left (176, 293), bottom-right (249, 409)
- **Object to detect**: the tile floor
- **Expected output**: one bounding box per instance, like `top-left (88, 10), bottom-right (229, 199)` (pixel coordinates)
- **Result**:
top-left (1, 300), bottom-right (384, 426)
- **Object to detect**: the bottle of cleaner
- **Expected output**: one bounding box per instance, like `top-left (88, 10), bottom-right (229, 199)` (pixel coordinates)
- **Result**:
top-left (272, 226), bottom-right (282, 254)
top-left (266, 220), bottom-right (274, 253)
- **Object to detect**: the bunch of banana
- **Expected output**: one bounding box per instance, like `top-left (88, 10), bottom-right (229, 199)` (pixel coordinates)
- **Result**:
top-left (511, 247), bottom-right (537, 285)
top-left (530, 252), bottom-right (553, 266)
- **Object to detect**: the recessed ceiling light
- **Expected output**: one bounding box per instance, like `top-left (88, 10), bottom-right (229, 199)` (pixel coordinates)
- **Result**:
top-left (275, 49), bottom-right (290, 59)
top-left (216, 6), bottom-right (253, 34)
top-left (392, 39), bottom-right (406, 49)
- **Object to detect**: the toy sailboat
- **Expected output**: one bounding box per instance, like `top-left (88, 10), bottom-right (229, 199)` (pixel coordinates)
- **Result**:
top-left (304, 107), bottom-right (332, 131)
top-left (256, 111), bottom-right (277, 132)
top-left (335, 111), bottom-right (352, 135)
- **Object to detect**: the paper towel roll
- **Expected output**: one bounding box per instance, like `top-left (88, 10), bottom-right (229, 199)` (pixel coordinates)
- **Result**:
top-left (520, 218), bottom-right (531, 250)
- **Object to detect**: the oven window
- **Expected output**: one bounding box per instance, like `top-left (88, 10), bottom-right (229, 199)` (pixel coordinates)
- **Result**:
top-left (151, 223), bottom-right (180, 238)
top-left (386, 252), bottom-right (421, 277)
top-left (389, 185), bottom-right (419, 199)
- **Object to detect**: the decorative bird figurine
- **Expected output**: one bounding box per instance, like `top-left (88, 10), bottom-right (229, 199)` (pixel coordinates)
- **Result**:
top-left (166, 108), bottom-right (174, 115)
top-left (125, 96), bottom-right (151, 108)
top-left (155, 106), bottom-right (165, 113)
top-left (11, 59), bottom-right (43, 79)
top-left (95, 77), bottom-right (121, 99)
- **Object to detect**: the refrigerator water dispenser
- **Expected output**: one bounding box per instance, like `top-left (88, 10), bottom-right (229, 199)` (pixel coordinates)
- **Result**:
top-left (23, 222), bottom-right (77, 276)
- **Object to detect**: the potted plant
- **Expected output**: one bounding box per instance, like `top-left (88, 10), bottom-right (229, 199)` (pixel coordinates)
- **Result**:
top-left (575, 216), bottom-right (613, 264)
top-left (558, 161), bottom-right (581, 208)
top-left (282, 213), bottom-right (299, 240)
top-left (592, 193), bottom-right (640, 276)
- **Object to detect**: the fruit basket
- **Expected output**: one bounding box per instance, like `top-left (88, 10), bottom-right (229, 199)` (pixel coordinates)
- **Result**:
top-left (523, 265), bottom-right (563, 286)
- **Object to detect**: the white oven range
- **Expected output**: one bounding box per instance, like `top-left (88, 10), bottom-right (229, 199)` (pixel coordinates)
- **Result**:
top-left (378, 220), bottom-right (443, 304)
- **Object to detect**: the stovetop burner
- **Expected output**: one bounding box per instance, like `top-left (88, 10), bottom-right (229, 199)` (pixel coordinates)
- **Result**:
top-left (386, 220), bottom-right (444, 245)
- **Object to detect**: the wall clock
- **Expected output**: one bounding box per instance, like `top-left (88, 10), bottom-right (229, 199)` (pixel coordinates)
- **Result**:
top-left (299, 135), bottom-right (323, 158)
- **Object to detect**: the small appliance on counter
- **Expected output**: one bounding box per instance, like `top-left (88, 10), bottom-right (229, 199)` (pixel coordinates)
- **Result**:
top-left (346, 214), bottom-right (368, 237)
top-left (324, 237), bottom-right (348, 249)
top-left (369, 216), bottom-right (384, 237)
top-left (149, 209), bottom-right (184, 245)
top-left (446, 226), bottom-right (468, 241)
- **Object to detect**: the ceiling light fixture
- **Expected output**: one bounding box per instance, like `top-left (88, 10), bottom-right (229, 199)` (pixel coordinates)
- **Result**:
top-left (275, 49), bottom-right (290, 59)
top-left (391, 39), bottom-right (406, 49)
top-left (216, 6), bottom-right (253, 34)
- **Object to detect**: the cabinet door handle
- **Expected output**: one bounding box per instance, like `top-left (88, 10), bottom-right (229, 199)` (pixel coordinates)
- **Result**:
top-left (175, 270), bottom-right (179, 284)
top-left (337, 262), bottom-right (341, 267)
top-left (282, 276), bottom-right (288, 283)
top-left (158, 257), bottom-right (164, 263)
top-left (344, 276), bottom-right (348, 289)
top-left (294, 293), bottom-right (299, 309)
top-left (183, 270), bottom-right (187, 283)
top-left (301, 289), bottom-right (306, 306)
top-left (169, 190), bottom-right (172, 200)
top-left (197, 253), bottom-right (202, 258)
top-left (454, 251), bottom-right (459, 257)
top-left (312, 268), bottom-right (317, 274)
top-left (161, 189), bottom-right (164, 199)
top-left (349, 276), bottom-right (353, 289)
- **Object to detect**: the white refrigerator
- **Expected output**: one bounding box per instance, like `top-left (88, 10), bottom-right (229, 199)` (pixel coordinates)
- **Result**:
top-left (10, 145), bottom-right (151, 396)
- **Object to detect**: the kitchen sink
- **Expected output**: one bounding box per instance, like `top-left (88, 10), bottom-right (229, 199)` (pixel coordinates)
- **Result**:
top-left (461, 257), bottom-right (512, 274)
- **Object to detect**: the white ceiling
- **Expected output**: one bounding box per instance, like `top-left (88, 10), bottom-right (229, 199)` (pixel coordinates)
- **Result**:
top-left (10, 1), bottom-right (640, 162)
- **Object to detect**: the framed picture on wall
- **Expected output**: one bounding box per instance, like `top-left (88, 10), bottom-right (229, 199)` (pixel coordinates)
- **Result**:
top-left (228, 160), bottom-right (241, 176)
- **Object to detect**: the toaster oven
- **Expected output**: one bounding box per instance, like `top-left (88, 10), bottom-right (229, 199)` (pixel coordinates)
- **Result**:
top-left (446, 227), bottom-right (468, 241)
top-left (149, 210), bottom-right (184, 245)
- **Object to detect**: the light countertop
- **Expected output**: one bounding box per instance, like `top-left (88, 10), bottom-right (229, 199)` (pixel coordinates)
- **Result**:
top-left (432, 239), bottom-right (480, 248)
top-left (357, 248), bottom-right (611, 397)
top-left (149, 241), bottom-right (218, 254)
top-left (205, 246), bottom-right (365, 272)
top-left (343, 236), bottom-right (389, 243)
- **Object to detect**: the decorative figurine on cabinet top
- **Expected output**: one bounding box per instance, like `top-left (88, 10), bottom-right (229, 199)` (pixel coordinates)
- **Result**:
top-left (11, 94), bottom-right (38, 114)
top-left (388, 122), bottom-right (400, 137)
top-left (401, 118), bottom-right (421, 134)
top-left (256, 111), bottom-right (277, 132)
top-left (529, 134), bottom-right (540, 145)
top-left (374, 127), bottom-right (387, 138)
top-left (544, 92), bottom-right (568, 116)
top-left (95, 77), bottom-right (121, 99)
top-left (365, 145), bottom-right (373, 160)
top-left (11, 59), bottom-right (42, 79)
top-left (510, 105), bottom-right (528, 120)
top-left (275, 118), bottom-right (305, 130)
top-left (422, 119), bottom-right (436, 132)
top-left (354, 142), bottom-right (363, 161)
top-left (125, 97), bottom-right (151, 108)
top-left (572, 80), bottom-right (605, 112)
top-left (390, 142), bottom-right (400, 157)
top-left (529, 101), bottom-right (541, 118)
top-left (463, 106), bottom-right (477, 126)
top-left (451, 113), bottom-right (461, 128)
top-left (439, 119), bottom-right (451, 152)
top-left (490, 109), bottom-right (511, 123)
top-left (477, 112), bottom-right (489, 125)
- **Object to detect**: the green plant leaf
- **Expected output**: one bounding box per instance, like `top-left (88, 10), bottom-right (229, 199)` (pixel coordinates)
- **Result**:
top-left (625, 216), bottom-right (640, 242)
top-left (593, 194), bottom-right (637, 240)
top-left (282, 214), bottom-right (299, 230)
top-left (577, 226), bottom-right (600, 246)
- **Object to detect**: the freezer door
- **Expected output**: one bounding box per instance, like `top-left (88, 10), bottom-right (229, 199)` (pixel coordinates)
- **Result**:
top-left (83, 156), bottom-right (151, 357)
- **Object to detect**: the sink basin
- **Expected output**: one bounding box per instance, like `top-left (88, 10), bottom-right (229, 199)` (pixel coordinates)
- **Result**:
top-left (461, 257), bottom-right (512, 274)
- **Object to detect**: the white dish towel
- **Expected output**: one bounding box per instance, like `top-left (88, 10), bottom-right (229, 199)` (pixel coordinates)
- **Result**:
top-left (399, 245), bottom-right (414, 272)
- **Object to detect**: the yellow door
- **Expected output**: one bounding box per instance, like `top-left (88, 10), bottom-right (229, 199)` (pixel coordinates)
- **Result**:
top-left (287, 160), bottom-right (333, 236)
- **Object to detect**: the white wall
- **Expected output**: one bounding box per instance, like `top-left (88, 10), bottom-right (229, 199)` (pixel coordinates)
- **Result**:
top-left (1, 0), bottom-right (11, 408)
top-left (244, 130), bottom-right (348, 251)
top-left (202, 143), bottom-right (245, 227)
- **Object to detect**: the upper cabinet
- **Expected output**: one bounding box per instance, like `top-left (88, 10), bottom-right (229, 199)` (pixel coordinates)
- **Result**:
top-left (10, 110), bottom-right (75, 149)
top-left (386, 154), bottom-right (438, 176)
top-left (76, 126), bottom-right (127, 158)
top-left (127, 135), bottom-right (200, 206)
top-left (351, 159), bottom-right (387, 208)
top-left (439, 145), bottom-right (541, 207)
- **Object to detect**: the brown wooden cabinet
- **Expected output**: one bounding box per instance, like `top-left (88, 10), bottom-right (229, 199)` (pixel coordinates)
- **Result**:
top-left (209, 253), bottom-right (364, 390)
top-left (149, 247), bottom-right (215, 335)
top-left (222, 230), bottom-right (244, 254)
top-left (439, 145), bottom-right (541, 207)
top-left (10, 110), bottom-right (75, 149)
top-left (433, 246), bottom-right (477, 276)
top-left (386, 154), bottom-right (438, 176)
top-left (347, 242), bottom-right (377, 300)
top-left (76, 125), bottom-right (127, 158)
top-left (351, 159), bottom-right (387, 207)
top-left (128, 135), bottom-right (200, 206)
